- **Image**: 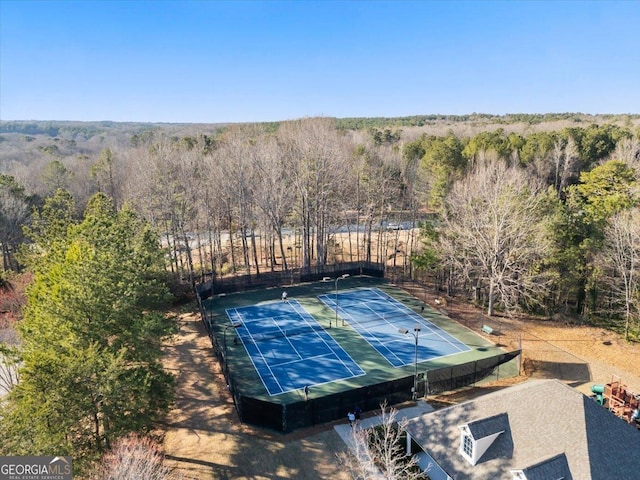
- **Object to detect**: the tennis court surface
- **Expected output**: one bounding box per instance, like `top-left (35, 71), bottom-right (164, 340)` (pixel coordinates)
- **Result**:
top-left (226, 300), bottom-right (365, 396)
top-left (318, 287), bottom-right (470, 367)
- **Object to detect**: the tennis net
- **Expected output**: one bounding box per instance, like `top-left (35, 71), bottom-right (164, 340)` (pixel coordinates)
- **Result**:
top-left (345, 311), bottom-right (420, 328)
top-left (244, 324), bottom-right (323, 343)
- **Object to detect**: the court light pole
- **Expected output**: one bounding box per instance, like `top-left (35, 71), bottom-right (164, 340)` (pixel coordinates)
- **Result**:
top-left (398, 325), bottom-right (421, 400)
top-left (223, 322), bottom-right (242, 368)
top-left (334, 274), bottom-right (350, 327)
top-left (206, 293), bottom-right (227, 344)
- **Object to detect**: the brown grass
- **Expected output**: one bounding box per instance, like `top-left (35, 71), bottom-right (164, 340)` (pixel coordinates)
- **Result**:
top-left (419, 291), bottom-right (640, 397)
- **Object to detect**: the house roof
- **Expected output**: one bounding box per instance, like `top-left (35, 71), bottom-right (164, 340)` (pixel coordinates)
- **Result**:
top-left (516, 453), bottom-right (571, 480)
top-left (405, 379), bottom-right (640, 480)
top-left (466, 412), bottom-right (509, 439)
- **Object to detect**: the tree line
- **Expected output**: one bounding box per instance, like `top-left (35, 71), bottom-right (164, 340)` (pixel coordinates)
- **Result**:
top-left (2, 118), bottom-right (640, 332)
top-left (336, 112), bottom-right (640, 130)
top-left (409, 124), bottom-right (639, 339)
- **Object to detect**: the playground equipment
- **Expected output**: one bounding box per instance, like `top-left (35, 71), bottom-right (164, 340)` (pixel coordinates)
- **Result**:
top-left (591, 383), bottom-right (605, 406)
top-left (591, 376), bottom-right (640, 428)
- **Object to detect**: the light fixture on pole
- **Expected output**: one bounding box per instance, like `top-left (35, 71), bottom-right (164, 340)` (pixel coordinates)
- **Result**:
top-left (398, 325), bottom-right (421, 400)
top-left (334, 274), bottom-right (350, 327)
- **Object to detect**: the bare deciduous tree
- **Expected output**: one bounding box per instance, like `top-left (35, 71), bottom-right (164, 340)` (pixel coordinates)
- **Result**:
top-left (439, 158), bottom-right (552, 316)
top-left (91, 147), bottom-right (123, 210)
top-left (213, 127), bottom-right (260, 274)
top-left (280, 118), bottom-right (349, 267)
top-left (594, 209), bottom-right (640, 341)
top-left (338, 402), bottom-right (429, 480)
top-left (93, 434), bottom-right (181, 480)
top-left (559, 137), bottom-right (581, 192)
top-left (352, 145), bottom-right (403, 263)
top-left (610, 136), bottom-right (640, 166)
top-left (252, 135), bottom-right (296, 270)
top-left (124, 138), bottom-right (201, 284)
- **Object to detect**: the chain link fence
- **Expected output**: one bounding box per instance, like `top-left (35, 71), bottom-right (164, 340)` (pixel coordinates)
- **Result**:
top-left (196, 264), bottom-right (521, 432)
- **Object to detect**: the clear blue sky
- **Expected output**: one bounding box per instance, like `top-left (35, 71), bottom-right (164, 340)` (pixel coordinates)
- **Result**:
top-left (1, 0), bottom-right (639, 123)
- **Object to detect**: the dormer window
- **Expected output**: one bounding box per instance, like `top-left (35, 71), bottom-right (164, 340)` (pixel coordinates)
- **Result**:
top-left (462, 432), bottom-right (474, 458)
top-left (458, 413), bottom-right (509, 466)
top-left (459, 425), bottom-right (476, 464)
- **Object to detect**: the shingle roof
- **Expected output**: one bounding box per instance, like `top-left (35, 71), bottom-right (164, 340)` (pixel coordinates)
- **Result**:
top-left (405, 379), bottom-right (640, 480)
top-left (519, 453), bottom-right (571, 480)
top-left (466, 412), bottom-right (509, 439)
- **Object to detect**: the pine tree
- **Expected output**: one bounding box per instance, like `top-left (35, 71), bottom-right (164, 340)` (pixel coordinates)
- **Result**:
top-left (0, 192), bottom-right (175, 471)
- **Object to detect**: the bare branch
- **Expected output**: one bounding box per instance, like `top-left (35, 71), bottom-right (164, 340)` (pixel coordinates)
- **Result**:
top-left (93, 434), bottom-right (182, 480)
top-left (337, 402), bottom-right (429, 480)
top-left (439, 158), bottom-right (552, 316)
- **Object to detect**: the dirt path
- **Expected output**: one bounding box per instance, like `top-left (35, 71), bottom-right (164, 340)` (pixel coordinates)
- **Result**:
top-left (161, 312), bottom-right (350, 480)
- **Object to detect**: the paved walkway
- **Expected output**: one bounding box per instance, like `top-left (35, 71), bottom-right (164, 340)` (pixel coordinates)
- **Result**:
top-left (334, 400), bottom-right (435, 451)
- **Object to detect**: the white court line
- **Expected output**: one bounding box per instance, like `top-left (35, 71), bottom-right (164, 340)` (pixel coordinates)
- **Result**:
top-left (237, 313), bottom-right (299, 325)
top-left (332, 302), bottom-right (405, 366)
top-left (306, 299), bottom-right (367, 375)
top-left (273, 320), bottom-right (304, 362)
top-left (289, 300), bottom-right (364, 376)
top-left (229, 307), bottom-right (285, 395)
top-left (263, 300), bottom-right (367, 394)
top-left (244, 313), bottom-right (305, 383)
top-left (333, 288), bottom-right (468, 366)
top-left (369, 288), bottom-right (468, 353)
top-left (276, 351), bottom-right (335, 368)
top-left (229, 300), bottom-right (366, 395)
top-left (352, 302), bottom-right (405, 367)
top-left (256, 311), bottom-right (306, 362)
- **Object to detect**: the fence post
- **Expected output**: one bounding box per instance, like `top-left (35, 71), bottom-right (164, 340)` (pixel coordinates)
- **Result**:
top-left (450, 367), bottom-right (454, 391)
top-left (424, 370), bottom-right (429, 400)
top-left (518, 334), bottom-right (522, 375)
top-left (282, 404), bottom-right (287, 433)
top-left (473, 360), bottom-right (477, 386)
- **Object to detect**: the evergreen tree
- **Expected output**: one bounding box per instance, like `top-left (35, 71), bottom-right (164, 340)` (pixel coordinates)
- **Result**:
top-left (0, 192), bottom-right (175, 471)
top-left (551, 160), bottom-right (638, 316)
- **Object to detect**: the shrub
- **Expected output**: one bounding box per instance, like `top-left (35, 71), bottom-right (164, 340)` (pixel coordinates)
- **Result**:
top-left (94, 434), bottom-right (180, 480)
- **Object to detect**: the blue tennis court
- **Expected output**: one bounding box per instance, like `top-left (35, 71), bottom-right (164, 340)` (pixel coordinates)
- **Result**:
top-left (318, 288), bottom-right (470, 367)
top-left (226, 300), bottom-right (365, 396)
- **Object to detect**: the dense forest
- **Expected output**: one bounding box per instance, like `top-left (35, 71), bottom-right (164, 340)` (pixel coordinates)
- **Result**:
top-left (2, 114), bottom-right (640, 328)
top-left (1, 113), bottom-right (640, 470)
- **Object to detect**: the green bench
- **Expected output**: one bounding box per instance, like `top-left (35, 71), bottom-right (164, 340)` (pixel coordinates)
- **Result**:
top-left (481, 325), bottom-right (494, 335)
